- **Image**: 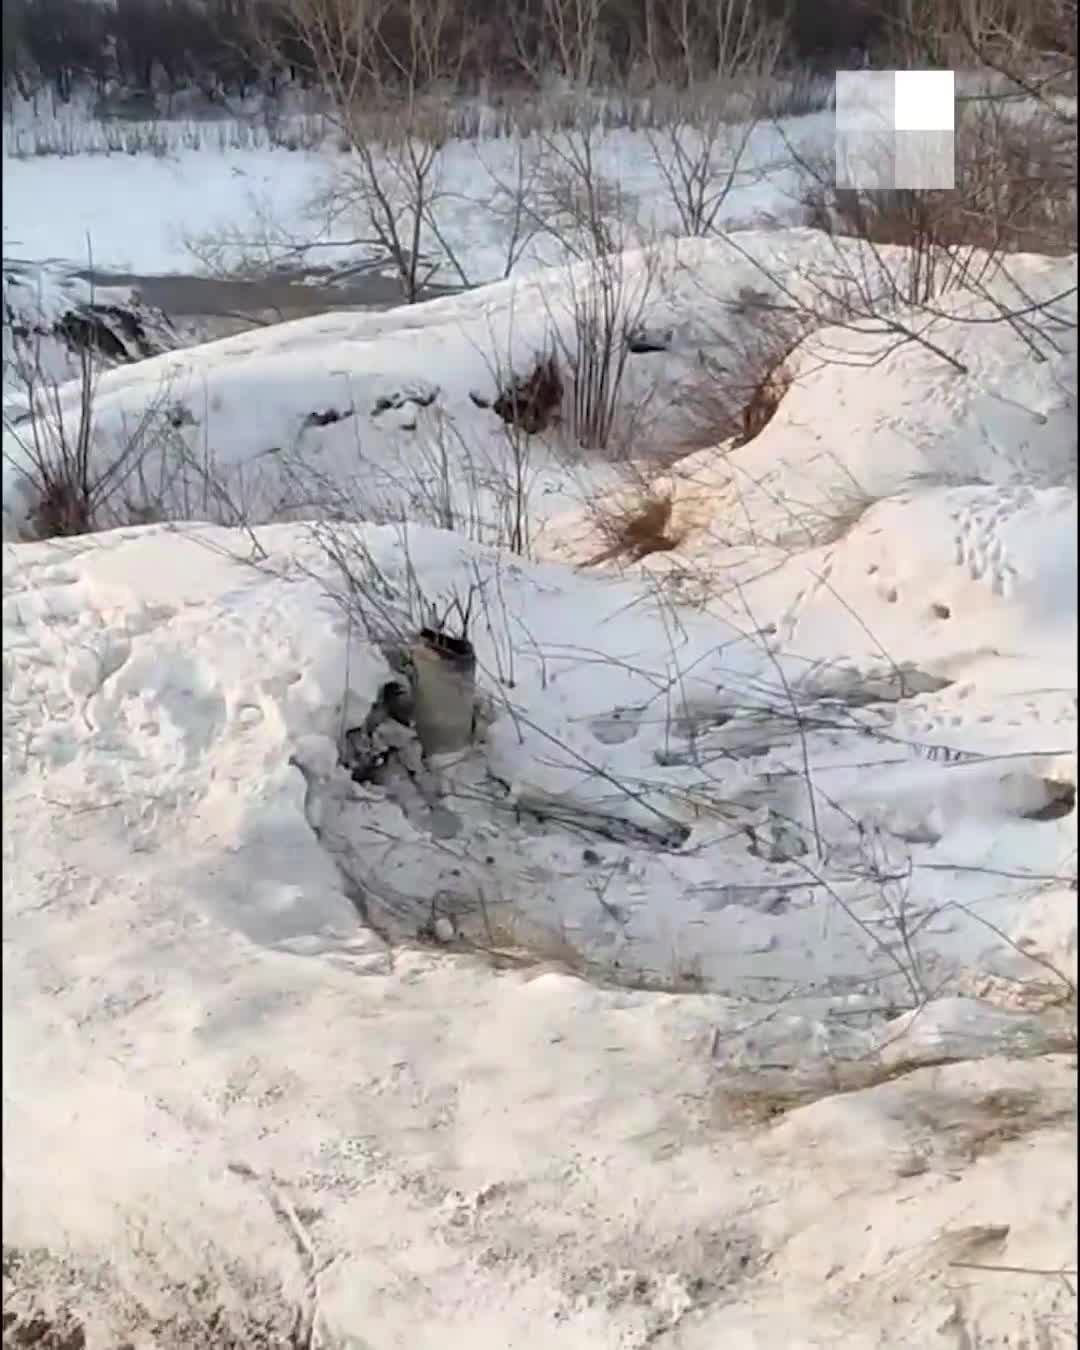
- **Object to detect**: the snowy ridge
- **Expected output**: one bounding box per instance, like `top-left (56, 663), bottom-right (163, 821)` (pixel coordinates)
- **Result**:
top-left (8, 230), bottom-right (1074, 543)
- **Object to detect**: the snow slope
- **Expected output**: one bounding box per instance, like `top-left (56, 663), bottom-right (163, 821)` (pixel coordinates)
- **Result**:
top-left (544, 246), bottom-right (1078, 558)
top-left (12, 229), bottom-right (1073, 547)
top-left (6, 228), bottom-right (809, 541)
top-left (3, 229), bottom-right (1077, 1346)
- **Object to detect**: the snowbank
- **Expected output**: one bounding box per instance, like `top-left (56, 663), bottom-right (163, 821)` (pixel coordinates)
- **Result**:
top-left (546, 248), bottom-right (1078, 570)
top-left (14, 228), bottom-right (1070, 547)
top-left (4, 516), bottom-right (1076, 1346)
top-left (3, 223), bottom-right (1076, 1346)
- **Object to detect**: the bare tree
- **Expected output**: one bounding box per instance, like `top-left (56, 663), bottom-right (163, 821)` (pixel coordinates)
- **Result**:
top-left (642, 0), bottom-right (784, 237)
top-left (893, 0), bottom-right (1076, 119)
top-left (250, 0), bottom-right (477, 302)
top-left (2, 327), bottom-right (173, 539)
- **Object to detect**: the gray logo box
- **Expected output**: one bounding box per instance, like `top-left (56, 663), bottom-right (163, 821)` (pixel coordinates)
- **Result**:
top-left (834, 71), bottom-right (955, 190)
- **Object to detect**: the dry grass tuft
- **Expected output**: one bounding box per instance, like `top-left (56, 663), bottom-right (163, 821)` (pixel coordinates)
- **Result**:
top-left (586, 488), bottom-right (684, 565)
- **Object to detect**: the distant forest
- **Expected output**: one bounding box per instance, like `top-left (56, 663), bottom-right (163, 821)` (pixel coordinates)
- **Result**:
top-left (1, 0), bottom-right (960, 106)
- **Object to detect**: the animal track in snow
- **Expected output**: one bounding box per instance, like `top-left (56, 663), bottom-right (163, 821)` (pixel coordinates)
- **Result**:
top-left (950, 488), bottom-right (1032, 598)
top-left (778, 554), bottom-right (836, 642)
top-left (590, 707), bottom-right (643, 745)
top-left (889, 688), bottom-right (1076, 761)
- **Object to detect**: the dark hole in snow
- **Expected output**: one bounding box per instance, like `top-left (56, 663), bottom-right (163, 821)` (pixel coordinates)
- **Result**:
top-left (1021, 779), bottom-right (1076, 821)
top-left (626, 325), bottom-right (673, 354)
top-left (931, 602), bottom-right (951, 619)
top-left (302, 406), bottom-right (354, 429)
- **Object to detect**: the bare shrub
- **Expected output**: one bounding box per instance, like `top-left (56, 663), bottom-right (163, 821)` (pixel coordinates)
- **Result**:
top-left (803, 97), bottom-right (1077, 272)
top-left (542, 242), bottom-right (661, 454)
top-left (765, 1), bottom-right (1077, 366)
top-left (2, 331), bottom-right (171, 540)
top-left (467, 101), bottom-right (636, 270)
top-left (250, 0), bottom-right (478, 302)
top-left (470, 138), bottom-right (553, 279)
top-left (642, 0), bottom-right (784, 238)
top-left (533, 135), bottom-right (628, 259)
top-left (894, 0), bottom-right (1077, 118)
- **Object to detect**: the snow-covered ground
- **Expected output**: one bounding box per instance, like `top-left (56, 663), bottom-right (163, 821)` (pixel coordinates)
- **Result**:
top-left (2, 103), bottom-right (829, 444)
top-left (3, 69), bottom-right (1078, 1347)
top-left (2, 109), bottom-right (826, 281)
top-left (3, 505), bottom-right (1077, 1344)
top-left (4, 209), bottom-right (1077, 1343)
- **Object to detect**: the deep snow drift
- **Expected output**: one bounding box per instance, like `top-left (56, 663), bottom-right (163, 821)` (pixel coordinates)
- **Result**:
top-left (3, 228), bottom-right (1077, 1347)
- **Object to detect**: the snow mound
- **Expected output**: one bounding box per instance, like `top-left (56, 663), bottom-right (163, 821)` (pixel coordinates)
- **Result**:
top-left (5, 227), bottom-right (998, 542)
top-left (4, 506), bottom-right (1075, 1345)
top-left (5, 516), bottom-right (1073, 990)
top-left (547, 250), bottom-right (1077, 574)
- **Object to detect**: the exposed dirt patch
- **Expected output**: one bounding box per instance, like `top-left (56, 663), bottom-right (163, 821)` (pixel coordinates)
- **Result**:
top-left (52, 304), bottom-right (166, 364)
top-left (1, 1246), bottom-right (311, 1350)
top-left (488, 353), bottom-right (563, 435)
top-left (2, 1309), bottom-right (86, 1350)
top-left (585, 491), bottom-right (683, 565)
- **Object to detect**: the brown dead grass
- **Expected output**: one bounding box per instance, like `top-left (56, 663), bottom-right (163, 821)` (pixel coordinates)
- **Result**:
top-left (490, 352), bottom-right (564, 436)
top-left (579, 489), bottom-right (685, 566)
top-left (737, 360), bottom-right (793, 447)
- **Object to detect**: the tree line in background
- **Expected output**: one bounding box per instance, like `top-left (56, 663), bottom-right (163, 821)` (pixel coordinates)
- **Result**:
top-left (4, 0), bottom-right (1060, 107)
